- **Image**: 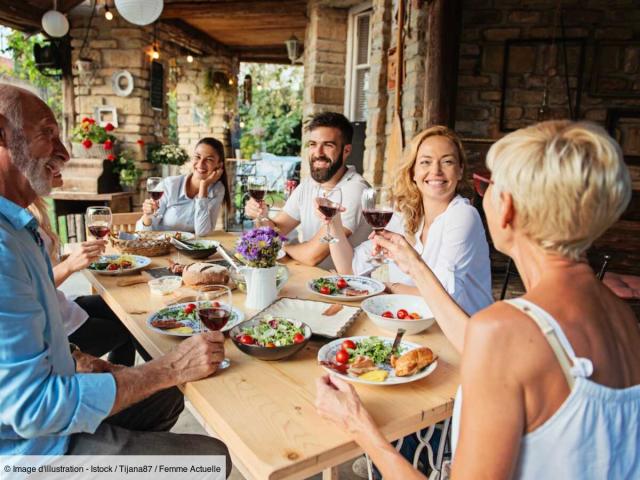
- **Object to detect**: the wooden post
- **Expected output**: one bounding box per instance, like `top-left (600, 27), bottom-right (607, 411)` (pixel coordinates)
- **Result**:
top-left (60, 36), bottom-right (75, 152)
top-left (423, 0), bottom-right (462, 128)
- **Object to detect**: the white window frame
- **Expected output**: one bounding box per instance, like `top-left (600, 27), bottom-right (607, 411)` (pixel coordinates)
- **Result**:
top-left (344, 1), bottom-right (373, 121)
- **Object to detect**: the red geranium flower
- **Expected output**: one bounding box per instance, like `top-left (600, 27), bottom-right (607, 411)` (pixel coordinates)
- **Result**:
top-left (82, 138), bottom-right (93, 149)
top-left (81, 117), bottom-right (91, 123)
top-left (104, 123), bottom-right (115, 132)
top-left (136, 139), bottom-right (145, 146)
top-left (106, 154), bottom-right (116, 161)
top-left (103, 139), bottom-right (113, 150)
top-left (88, 118), bottom-right (96, 125)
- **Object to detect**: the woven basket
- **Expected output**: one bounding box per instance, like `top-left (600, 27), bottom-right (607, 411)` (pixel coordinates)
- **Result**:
top-left (109, 231), bottom-right (171, 257)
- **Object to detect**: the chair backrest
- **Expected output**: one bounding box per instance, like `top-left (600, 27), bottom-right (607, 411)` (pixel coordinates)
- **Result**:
top-left (111, 212), bottom-right (143, 234)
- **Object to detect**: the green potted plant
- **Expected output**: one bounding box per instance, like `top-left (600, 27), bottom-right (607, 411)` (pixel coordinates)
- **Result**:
top-left (70, 117), bottom-right (117, 158)
top-left (114, 150), bottom-right (142, 192)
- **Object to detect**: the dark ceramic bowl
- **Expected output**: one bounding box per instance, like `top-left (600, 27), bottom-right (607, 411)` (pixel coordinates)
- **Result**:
top-left (172, 239), bottom-right (218, 260)
top-left (230, 318), bottom-right (312, 361)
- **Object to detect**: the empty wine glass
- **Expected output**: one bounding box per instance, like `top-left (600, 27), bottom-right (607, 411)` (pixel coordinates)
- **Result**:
top-left (85, 206), bottom-right (112, 240)
top-left (362, 186), bottom-right (394, 264)
top-left (147, 177), bottom-right (164, 216)
top-left (248, 175), bottom-right (269, 224)
top-left (317, 187), bottom-right (342, 244)
top-left (196, 285), bottom-right (232, 370)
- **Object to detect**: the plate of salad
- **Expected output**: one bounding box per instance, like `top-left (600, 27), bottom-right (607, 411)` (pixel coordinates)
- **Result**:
top-left (230, 316), bottom-right (312, 360)
top-left (87, 254), bottom-right (151, 276)
top-left (317, 336), bottom-right (438, 385)
top-left (146, 301), bottom-right (245, 337)
top-left (307, 275), bottom-right (385, 301)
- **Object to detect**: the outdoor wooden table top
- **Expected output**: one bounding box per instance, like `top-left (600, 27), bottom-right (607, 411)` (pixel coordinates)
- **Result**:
top-left (83, 231), bottom-right (461, 480)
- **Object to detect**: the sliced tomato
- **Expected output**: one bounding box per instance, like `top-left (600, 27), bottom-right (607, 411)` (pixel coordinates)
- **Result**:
top-left (319, 285), bottom-right (331, 295)
top-left (336, 278), bottom-right (348, 289)
top-left (381, 310), bottom-right (394, 318)
top-left (184, 303), bottom-right (196, 314)
top-left (121, 261), bottom-right (132, 269)
top-left (396, 309), bottom-right (409, 319)
top-left (213, 301), bottom-right (220, 307)
top-left (335, 349), bottom-right (350, 364)
top-left (239, 335), bottom-right (255, 345)
top-left (410, 312), bottom-right (421, 319)
top-left (293, 332), bottom-right (306, 344)
top-left (265, 342), bottom-right (276, 348)
top-left (107, 263), bottom-right (118, 271)
top-left (341, 339), bottom-right (356, 351)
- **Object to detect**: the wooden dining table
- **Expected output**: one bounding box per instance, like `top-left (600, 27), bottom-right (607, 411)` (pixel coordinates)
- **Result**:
top-left (83, 232), bottom-right (461, 480)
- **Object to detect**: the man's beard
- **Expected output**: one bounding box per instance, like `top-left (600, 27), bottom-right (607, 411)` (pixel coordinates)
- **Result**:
top-left (10, 130), bottom-right (52, 196)
top-left (310, 151), bottom-right (344, 183)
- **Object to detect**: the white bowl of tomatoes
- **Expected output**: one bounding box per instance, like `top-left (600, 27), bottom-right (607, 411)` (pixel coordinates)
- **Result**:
top-left (361, 294), bottom-right (435, 335)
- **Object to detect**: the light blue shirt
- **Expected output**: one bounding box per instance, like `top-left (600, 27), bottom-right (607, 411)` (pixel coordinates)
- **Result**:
top-left (0, 196), bottom-right (116, 455)
top-left (135, 175), bottom-right (225, 237)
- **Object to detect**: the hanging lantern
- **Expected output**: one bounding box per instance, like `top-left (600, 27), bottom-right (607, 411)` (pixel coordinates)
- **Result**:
top-left (114, 0), bottom-right (163, 26)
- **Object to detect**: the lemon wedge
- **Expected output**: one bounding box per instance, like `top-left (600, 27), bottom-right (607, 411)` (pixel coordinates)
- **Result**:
top-left (168, 326), bottom-right (193, 335)
top-left (359, 370), bottom-right (389, 382)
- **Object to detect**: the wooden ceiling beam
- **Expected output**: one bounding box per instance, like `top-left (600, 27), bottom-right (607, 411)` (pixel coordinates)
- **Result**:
top-left (159, 19), bottom-right (232, 56)
top-left (0, 0), bottom-right (42, 30)
top-left (162, 0), bottom-right (308, 19)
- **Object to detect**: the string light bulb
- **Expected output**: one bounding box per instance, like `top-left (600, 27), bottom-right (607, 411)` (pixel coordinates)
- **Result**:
top-left (228, 77), bottom-right (234, 86)
top-left (186, 54), bottom-right (194, 63)
top-left (151, 44), bottom-right (159, 60)
top-left (105, 5), bottom-right (114, 20)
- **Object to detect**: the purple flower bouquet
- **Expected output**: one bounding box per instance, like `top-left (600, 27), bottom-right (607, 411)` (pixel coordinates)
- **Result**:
top-left (235, 227), bottom-right (286, 268)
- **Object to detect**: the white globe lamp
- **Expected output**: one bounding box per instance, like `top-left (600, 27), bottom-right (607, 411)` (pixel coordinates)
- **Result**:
top-left (41, 10), bottom-right (69, 38)
top-left (115, 0), bottom-right (164, 26)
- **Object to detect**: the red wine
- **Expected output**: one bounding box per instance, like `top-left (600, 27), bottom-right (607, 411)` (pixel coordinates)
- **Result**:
top-left (199, 307), bottom-right (230, 331)
top-left (249, 189), bottom-right (266, 202)
top-left (318, 198), bottom-right (339, 219)
top-left (150, 190), bottom-right (164, 201)
top-left (363, 210), bottom-right (393, 230)
top-left (88, 225), bottom-right (110, 238)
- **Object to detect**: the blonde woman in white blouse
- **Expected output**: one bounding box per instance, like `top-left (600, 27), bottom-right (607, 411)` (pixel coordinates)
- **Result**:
top-left (136, 137), bottom-right (230, 236)
top-left (324, 126), bottom-right (492, 315)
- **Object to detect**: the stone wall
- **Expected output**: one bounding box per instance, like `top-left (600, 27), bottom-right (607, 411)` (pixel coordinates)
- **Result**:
top-left (455, 0), bottom-right (640, 140)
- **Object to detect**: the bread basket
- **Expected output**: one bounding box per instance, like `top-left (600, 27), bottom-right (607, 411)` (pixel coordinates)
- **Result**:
top-left (109, 231), bottom-right (171, 257)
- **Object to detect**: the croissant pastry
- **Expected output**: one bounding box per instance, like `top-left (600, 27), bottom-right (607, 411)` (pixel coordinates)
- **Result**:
top-left (391, 347), bottom-right (436, 377)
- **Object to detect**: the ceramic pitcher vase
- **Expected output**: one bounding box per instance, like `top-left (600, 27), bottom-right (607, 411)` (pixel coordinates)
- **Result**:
top-left (242, 266), bottom-right (278, 310)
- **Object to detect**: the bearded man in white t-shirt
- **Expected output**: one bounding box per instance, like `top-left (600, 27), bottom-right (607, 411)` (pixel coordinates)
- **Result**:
top-left (245, 112), bottom-right (370, 269)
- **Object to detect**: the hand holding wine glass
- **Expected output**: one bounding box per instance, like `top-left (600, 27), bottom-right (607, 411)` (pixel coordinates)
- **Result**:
top-left (317, 187), bottom-right (342, 244)
top-left (196, 285), bottom-right (232, 370)
top-left (362, 186), bottom-right (394, 264)
top-left (146, 177), bottom-right (164, 215)
top-left (86, 206), bottom-right (112, 240)
top-left (247, 175), bottom-right (269, 225)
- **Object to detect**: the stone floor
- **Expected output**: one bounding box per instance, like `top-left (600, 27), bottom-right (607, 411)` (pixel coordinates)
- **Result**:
top-left (60, 272), bottom-right (365, 480)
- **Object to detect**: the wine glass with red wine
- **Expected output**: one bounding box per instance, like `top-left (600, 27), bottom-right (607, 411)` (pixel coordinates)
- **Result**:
top-left (362, 186), bottom-right (394, 264)
top-left (317, 187), bottom-right (342, 244)
top-left (196, 285), bottom-right (232, 369)
top-left (248, 175), bottom-right (269, 224)
top-left (85, 206), bottom-right (112, 240)
top-left (146, 177), bottom-right (164, 216)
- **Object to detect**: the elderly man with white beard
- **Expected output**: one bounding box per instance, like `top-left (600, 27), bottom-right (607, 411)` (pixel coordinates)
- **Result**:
top-left (0, 84), bottom-right (231, 469)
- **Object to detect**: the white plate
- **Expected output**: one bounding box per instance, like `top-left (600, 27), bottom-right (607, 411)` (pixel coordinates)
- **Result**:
top-left (160, 231), bottom-right (195, 241)
top-left (307, 275), bottom-right (385, 301)
top-left (87, 254), bottom-right (151, 276)
top-left (317, 335), bottom-right (438, 386)
top-left (146, 301), bottom-right (245, 337)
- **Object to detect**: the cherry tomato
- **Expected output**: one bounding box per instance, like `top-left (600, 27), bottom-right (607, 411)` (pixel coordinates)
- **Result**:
top-left (107, 264), bottom-right (118, 271)
top-left (342, 339), bottom-right (356, 350)
top-left (319, 285), bottom-right (331, 295)
top-left (336, 278), bottom-right (348, 289)
top-left (293, 332), bottom-right (306, 344)
top-left (213, 301), bottom-right (220, 307)
top-left (397, 309), bottom-right (409, 319)
top-left (410, 312), bottom-right (421, 319)
top-left (382, 311), bottom-right (394, 318)
top-left (184, 303), bottom-right (196, 314)
top-left (265, 342), bottom-right (276, 348)
top-left (239, 335), bottom-right (255, 345)
top-left (335, 349), bottom-right (350, 364)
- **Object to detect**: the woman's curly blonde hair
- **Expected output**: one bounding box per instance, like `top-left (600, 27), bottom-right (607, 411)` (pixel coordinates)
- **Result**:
top-left (392, 125), bottom-right (469, 241)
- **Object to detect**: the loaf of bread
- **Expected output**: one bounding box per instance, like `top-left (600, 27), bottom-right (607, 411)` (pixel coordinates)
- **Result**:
top-left (182, 263), bottom-right (229, 287)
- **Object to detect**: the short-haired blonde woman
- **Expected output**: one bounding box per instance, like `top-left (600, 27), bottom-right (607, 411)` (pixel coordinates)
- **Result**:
top-left (316, 121), bottom-right (640, 479)
top-left (322, 125), bottom-right (492, 315)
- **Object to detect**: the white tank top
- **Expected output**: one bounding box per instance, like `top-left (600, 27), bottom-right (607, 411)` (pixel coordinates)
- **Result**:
top-left (451, 298), bottom-right (640, 479)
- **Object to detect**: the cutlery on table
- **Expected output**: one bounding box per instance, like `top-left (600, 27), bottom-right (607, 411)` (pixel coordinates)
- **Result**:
top-left (387, 328), bottom-right (406, 361)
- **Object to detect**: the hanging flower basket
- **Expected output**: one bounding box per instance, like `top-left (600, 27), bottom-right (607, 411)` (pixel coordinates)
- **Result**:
top-left (71, 141), bottom-right (120, 159)
top-left (70, 116), bottom-right (118, 159)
